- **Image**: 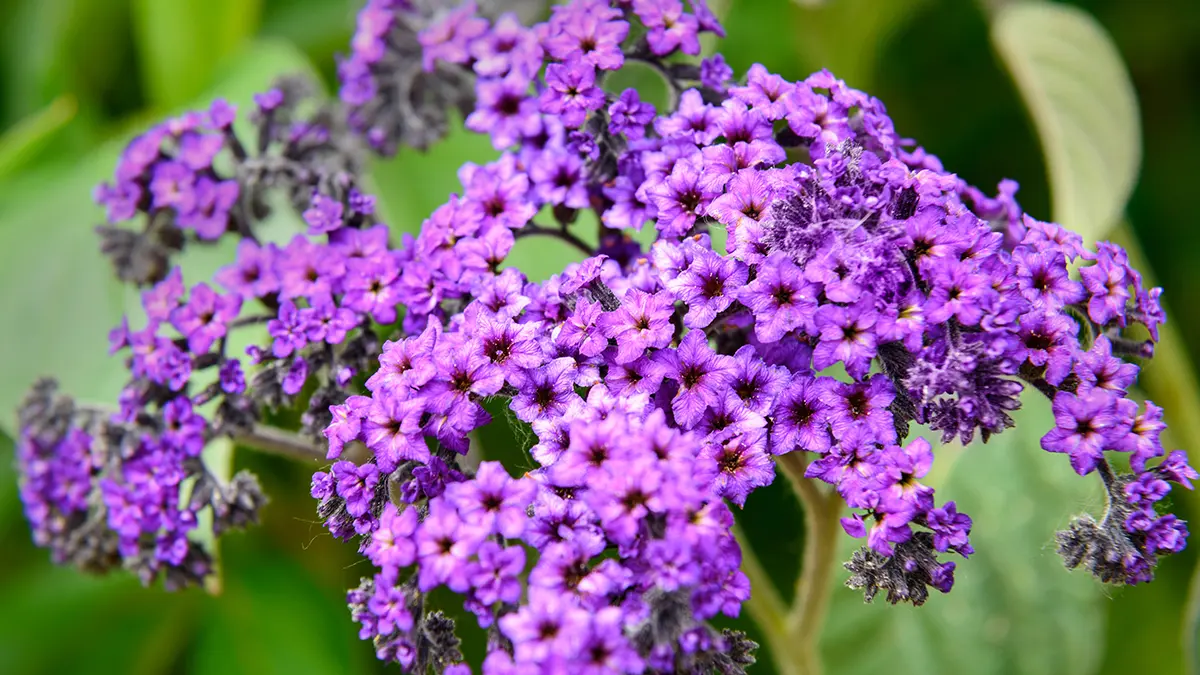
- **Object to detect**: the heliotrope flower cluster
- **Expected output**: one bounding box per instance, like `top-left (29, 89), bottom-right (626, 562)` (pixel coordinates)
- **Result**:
top-left (12, 0), bottom-right (1197, 672)
top-left (16, 78), bottom-right (393, 588)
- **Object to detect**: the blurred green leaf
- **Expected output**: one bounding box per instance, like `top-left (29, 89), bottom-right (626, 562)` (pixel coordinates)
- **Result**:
top-left (0, 95), bottom-right (77, 180)
top-left (821, 393), bottom-right (1106, 675)
top-left (191, 549), bottom-right (365, 675)
top-left (132, 0), bottom-right (264, 109)
top-left (991, 1), bottom-right (1141, 242)
top-left (0, 39), bottom-right (315, 436)
top-left (790, 0), bottom-right (930, 90)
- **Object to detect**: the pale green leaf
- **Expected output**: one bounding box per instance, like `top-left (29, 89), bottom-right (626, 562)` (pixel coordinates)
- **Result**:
top-left (0, 95), bottom-right (77, 180)
top-left (821, 393), bottom-right (1107, 675)
top-left (132, 0), bottom-right (264, 108)
top-left (992, 1), bottom-right (1141, 241)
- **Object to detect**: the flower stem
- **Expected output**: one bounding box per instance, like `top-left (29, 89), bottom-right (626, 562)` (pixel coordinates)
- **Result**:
top-left (513, 221), bottom-right (595, 256)
top-left (777, 451), bottom-right (843, 675)
top-left (231, 425), bottom-right (325, 461)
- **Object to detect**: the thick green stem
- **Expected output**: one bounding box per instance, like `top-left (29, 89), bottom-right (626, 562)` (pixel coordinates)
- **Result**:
top-left (777, 451), bottom-right (843, 675)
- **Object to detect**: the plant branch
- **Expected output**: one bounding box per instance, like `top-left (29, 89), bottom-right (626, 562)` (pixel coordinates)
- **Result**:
top-left (513, 221), bottom-right (595, 257)
top-left (777, 451), bottom-right (843, 675)
top-left (230, 425), bottom-right (326, 461)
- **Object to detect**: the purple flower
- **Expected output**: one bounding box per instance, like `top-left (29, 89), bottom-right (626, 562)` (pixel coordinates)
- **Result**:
top-left (737, 253), bottom-right (817, 342)
top-left (444, 462), bottom-right (535, 538)
top-left (608, 89), bottom-right (655, 139)
top-left (416, 500), bottom-right (480, 593)
top-left (418, 1), bottom-right (488, 70)
top-left (510, 357), bottom-right (580, 423)
top-left (700, 54), bottom-right (733, 91)
top-left (655, 331), bottom-right (736, 428)
top-left (703, 429), bottom-right (774, 507)
top-left (597, 289), bottom-right (674, 364)
top-left (365, 502), bottom-right (419, 569)
top-left (169, 282), bottom-right (242, 355)
top-left (1157, 450), bottom-right (1198, 489)
top-left (771, 376), bottom-right (834, 455)
top-left (538, 58), bottom-right (605, 128)
top-left (362, 392), bottom-right (429, 470)
top-left (1075, 336), bottom-right (1139, 395)
top-left (667, 249), bottom-right (748, 328)
top-left (1041, 389), bottom-right (1128, 475)
top-left (342, 254), bottom-right (403, 325)
top-left (825, 376), bottom-right (897, 445)
top-left (1080, 246), bottom-right (1130, 326)
top-left (303, 193), bottom-right (345, 234)
top-left (633, 0), bottom-right (700, 56)
top-left (544, 12), bottom-right (628, 70)
top-left (842, 508), bottom-right (914, 556)
top-left (267, 300), bottom-right (309, 358)
top-left (926, 501), bottom-right (974, 556)
top-left (302, 293), bottom-right (359, 344)
top-left (466, 73), bottom-right (541, 150)
top-left (333, 460), bottom-right (379, 518)
top-left (499, 588), bottom-right (589, 664)
top-left (812, 301), bottom-right (879, 380)
top-left (470, 541), bottom-right (526, 606)
top-left (215, 240), bottom-right (279, 299)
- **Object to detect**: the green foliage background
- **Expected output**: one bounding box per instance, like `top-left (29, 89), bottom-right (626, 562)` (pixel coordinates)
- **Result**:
top-left (1, 0), bottom-right (1199, 673)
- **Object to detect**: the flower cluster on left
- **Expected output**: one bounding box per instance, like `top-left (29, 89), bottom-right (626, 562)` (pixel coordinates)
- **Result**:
top-left (16, 77), bottom-right (384, 589)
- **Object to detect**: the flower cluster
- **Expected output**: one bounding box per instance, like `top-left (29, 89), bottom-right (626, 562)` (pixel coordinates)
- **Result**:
top-left (16, 79), bottom-right (387, 587)
top-left (12, 0), bottom-right (1197, 672)
top-left (314, 1), bottom-right (1197, 665)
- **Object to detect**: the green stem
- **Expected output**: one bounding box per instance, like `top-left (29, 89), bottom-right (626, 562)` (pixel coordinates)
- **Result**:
top-left (732, 523), bottom-right (803, 675)
top-left (231, 425), bottom-right (325, 461)
top-left (777, 451), bottom-right (843, 675)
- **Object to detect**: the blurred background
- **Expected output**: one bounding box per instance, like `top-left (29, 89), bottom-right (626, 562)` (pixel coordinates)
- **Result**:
top-left (1, 0), bottom-right (1199, 673)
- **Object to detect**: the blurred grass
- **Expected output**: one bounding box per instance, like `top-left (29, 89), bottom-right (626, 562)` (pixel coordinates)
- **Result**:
top-left (1, 0), bottom-right (1199, 673)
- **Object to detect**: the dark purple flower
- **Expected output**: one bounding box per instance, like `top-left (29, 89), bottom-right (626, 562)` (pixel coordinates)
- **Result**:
top-left (771, 376), bottom-right (834, 455)
top-left (703, 429), bottom-right (774, 506)
top-left (926, 501), bottom-right (974, 556)
top-left (1041, 389), bottom-right (1127, 475)
top-left (510, 357), bottom-right (580, 423)
top-left (654, 330), bottom-right (736, 428)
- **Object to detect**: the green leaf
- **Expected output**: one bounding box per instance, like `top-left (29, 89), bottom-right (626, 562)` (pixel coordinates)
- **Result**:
top-left (0, 39), bottom-right (315, 436)
top-left (821, 393), bottom-right (1107, 675)
top-left (991, 1), bottom-right (1141, 242)
top-left (132, 0), bottom-right (264, 109)
top-left (0, 95), bottom-right (77, 180)
top-left (191, 549), bottom-right (367, 675)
